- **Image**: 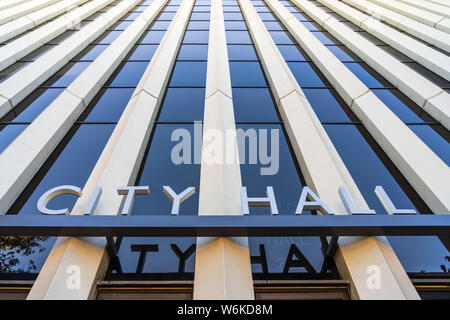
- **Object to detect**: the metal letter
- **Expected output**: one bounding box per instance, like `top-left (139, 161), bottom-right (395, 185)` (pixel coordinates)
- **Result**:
top-left (117, 186), bottom-right (149, 215)
top-left (37, 185), bottom-right (82, 215)
top-left (241, 186), bottom-right (278, 215)
top-left (163, 186), bottom-right (196, 215)
top-left (295, 186), bottom-right (333, 215)
top-left (339, 186), bottom-right (375, 215)
top-left (84, 186), bottom-right (102, 215)
top-left (375, 186), bottom-right (417, 215)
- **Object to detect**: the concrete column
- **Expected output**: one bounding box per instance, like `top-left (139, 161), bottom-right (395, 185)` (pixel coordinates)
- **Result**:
top-left (193, 0), bottom-right (254, 300)
top-left (26, 0), bottom-right (195, 300)
top-left (365, 0), bottom-right (450, 32)
top-left (317, 0), bottom-right (450, 81)
top-left (0, 0), bottom-right (91, 43)
top-left (271, 0), bottom-right (450, 216)
top-left (342, 0), bottom-right (450, 52)
top-left (0, 0), bottom-right (167, 218)
top-left (0, 0), bottom-right (115, 72)
top-left (0, 0), bottom-right (60, 25)
top-left (240, 0), bottom-right (420, 299)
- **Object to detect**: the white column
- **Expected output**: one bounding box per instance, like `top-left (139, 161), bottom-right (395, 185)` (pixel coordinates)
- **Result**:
top-left (193, 0), bottom-right (254, 300)
top-left (271, 0), bottom-right (450, 216)
top-left (395, 0), bottom-right (450, 19)
top-left (0, 0), bottom-right (91, 43)
top-left (0, 0), bottom-right (115, 72)
top-left (317, 0), bottom-right (450, 82)
top-left (0, 0), bottom-right (60, 25)
top-left (240, 0), bottom-right (420, 299)
top-left (342, 0), bottom-right (450, 52)
top-left (26, 0), bottom-right (196, 300)
top-left (365, 0), bottom-right (450, 32)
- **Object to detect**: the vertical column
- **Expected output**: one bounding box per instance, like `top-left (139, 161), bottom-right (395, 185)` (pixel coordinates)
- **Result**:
top-left (238, 0), bottom-right (420, 300)
top-left (26, 0), bottom-right (196, 300)
top-left (193, 0), bottom-right (254, 300)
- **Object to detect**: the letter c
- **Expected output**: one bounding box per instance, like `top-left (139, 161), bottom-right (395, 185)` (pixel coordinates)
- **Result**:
top-left (37, 185), bottom-right (82, 215)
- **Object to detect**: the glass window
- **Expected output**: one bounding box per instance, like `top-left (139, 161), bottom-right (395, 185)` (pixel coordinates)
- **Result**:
top-left (229, 62), bottom-right (267, 87)
top-left (232, 88), bottom-right (279, 122)
top-left (169, 61), bottom-right (207, 86)
top-left (94, 30), bottom-right (122, 44)
top-left (149, 20), bottom-right (171, 30)
top-left (326, 45), bottom-right (359, 62)
top-left (139, 30), bottom-right (166, 44)
top-left (43, 62), bottom-right (91, 87)
top-left (344, 62), bottom-right (392, 88)
top-left (190, 12), bottom-right (210, 20)
top-left (226, 31), bottom-right (252, 44)
top-left (227, 45), bottom-right (257, 60)
top-left (158, 88), bottom-right (205, 122)
top-left (74, 45), bottom-right (108, 61)
top-left (311, 31), bottom-right (341, 45)
top-left (303, 89), bottom-right (352, 123)
top-left (177, 45), bottom-right (208, 60)
top-left (187, 21), bottom-right (210, 30)
top-left (263, 21), bottom-right (285, 31)
top-left (1, 88), bottom-right (63, 123)
top-left (107, 62), bottom-right (149, 87)
top-left (324, 124), bottom-right (448, 273)
top-left (182, 31), bottom-right (209, 44)
top-left (278, 45), bottom-right (307, 61)
top-left (408, 125), bottom-right (450, 166)
top-left (372, 89), bottom-right (429, 123)
top-left (287, 62), bottom-right (327, 87)
top-left (269, 31), bottom-right (294, 44)
top-left (127, 44), bottom-right (158, 61)
top-left (224, 21), bottom-right (247, 30)
top-left (223, 12), bottom-right (244, 20)
top-left (81, 88), bottom-right (134, 122)
top-left (0, 124), bottom-right (27, 154)
top-left (258, 12), bottom-right (276, 20)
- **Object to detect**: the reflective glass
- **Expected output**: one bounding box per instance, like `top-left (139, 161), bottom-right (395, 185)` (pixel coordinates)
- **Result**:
top-left (303, 89), bottom-right (352, 123)
top-left (409, 125), bottom-right (450, 166)
top-left (107, 62), bottom-right (149, 87)
top-left (0, 124), bottom-right (27, 154)
top-left (43, 62), bottom-right (91, 87)
top-left (82, 88), bottom-right (134, 122)
top-left (127, 44), bottom-right (158, 60)
top-left (177, 45), bottom-right (208, 60)
top-left (229, 62), bottom-right (267, 87)
top-left (169, 61), bottom-right (207, 86)
top-left (158, 88), bottom-right (205, 122)
top-left (227, 45), bottom-right (257, 60)
top-left (287, 62), bottom-right (326, 87)
top-left (232, 88), bottom-right (279, 122)
top-left (344, 62), bottom-right (392, 88)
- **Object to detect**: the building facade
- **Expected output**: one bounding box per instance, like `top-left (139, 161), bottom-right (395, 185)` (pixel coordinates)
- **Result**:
top-left (0, 0), bottom-right (449, 300)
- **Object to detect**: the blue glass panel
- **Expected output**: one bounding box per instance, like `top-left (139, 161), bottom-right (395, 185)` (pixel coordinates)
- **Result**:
top-left (301, 21), bottom-right (322, 31)
top-left (327, 45), bottom-right (358, 62)
top-left (149, 20), bottom-right (171, 30)
top-left (183, 31), bottom-right (209, 44)
top-left (263, 21), bottom-right (285, 30)
top-left (9, 124), bottom-right (115, 215)
top-left (0, 124), bottom-right (27, 153)
top-left (269, 31), bottom-right (294, 44)
top-left (139, 30), bottom-right (166, 43)
top-left (226, 31), bottom-right (252, 44)
top-left (94, 30), bottom-right (122, 44)
top-left (303, 89), bottom-right (351, 122)
top-left (227, 45), bottom-right (257, 60)
top-left (83, 88), bottom-right (134, 122)
top-left (110, 20), bottom-right (132, 30)
top-left (232, 88), bottom-right (279, 122)
top-left (324, 124), bottom-right (448, 272)
top-left (190, 12), bottom-right (210, 20)
top-left (132, 124), bottom-right (200, 215)
top-left (224, 21), bottom-right (247, 30)
top-left (229, 62), bottom-right (267, 87)
top-left (287, 62), bottom-right (326, 87)
top-left (75, 45), bottom-right (108, 61)
top-left (237, 123), bottom-right (324, 273)
top-left (278, 45), bottom-right (307, 61)
top-left (121, 12), bottom-right (141, 20)
top-left (169, 61), bottom-right (207, 86)
top-left (187, 21), bottom-right (210, 30)
top-left (258, 12), bottom-right (276, 20)
top-left (108, 62), bottom-right (149, 87)
top-left (5, 88), bottom-right (63, 123)
top-left (128, 44), bottom-right (158, 60)
top-left (372, 89), bottom-right (425, 123)
top-left (223, 12), bottom-right (244, 20)
top-left (409, 125), bottom-right (450, 166)
top-left (344, 62), bottom-right (392, 88)
top-left (177, 44), bottom-right (208, 60)
top-left (156, 12), bottom-right (176, 20)
top-left (43, 62), bottom-right (91, 87)
top-left (311, 31), bottom-right (341, 45)
top-left (158, 88), bottom-right (205, 121)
